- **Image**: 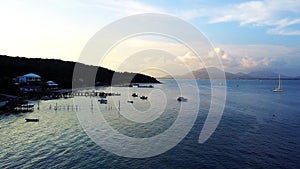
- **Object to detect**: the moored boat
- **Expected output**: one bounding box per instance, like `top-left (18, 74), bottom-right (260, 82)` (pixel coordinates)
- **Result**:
top-left (25, 118), bottom-right (39, 122)
top-left (132, 93), bottom-right (138, 97)
top-left (98, 98), bottom-right (108, 104)
top-left (140, 96), bottom-right (147, 100)
top-left (138, 85), bottom-right (154, 88)
top-left (177, 96), bottom-right (187, 102)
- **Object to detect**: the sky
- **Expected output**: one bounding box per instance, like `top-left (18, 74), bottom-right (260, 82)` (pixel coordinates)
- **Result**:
top-left (0, 0), bottom-right (300, 76)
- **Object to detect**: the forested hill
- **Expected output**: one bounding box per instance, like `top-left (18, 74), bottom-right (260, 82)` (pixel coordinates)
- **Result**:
top-left (0, 55), bottom-right (160, 89)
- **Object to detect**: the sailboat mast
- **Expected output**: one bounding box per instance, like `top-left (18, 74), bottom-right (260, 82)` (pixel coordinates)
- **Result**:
top-left (273, 73), bottom-right (283, 92)
top-left (278, 74), bottom-right (281, 89)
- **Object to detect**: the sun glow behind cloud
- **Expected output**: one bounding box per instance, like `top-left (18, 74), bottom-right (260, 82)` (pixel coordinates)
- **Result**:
top-left (0, 1), bottom-right (92, 61)
top-left (99, 36), bottom-right (204, 77)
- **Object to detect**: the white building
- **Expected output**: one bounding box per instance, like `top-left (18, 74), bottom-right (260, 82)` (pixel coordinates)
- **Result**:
top-left (14, 73), bottom-right (42, 92)
top-left (16, 73), bottom-right (41, 83)
top-left (47, 81), bottom-right (58, 89)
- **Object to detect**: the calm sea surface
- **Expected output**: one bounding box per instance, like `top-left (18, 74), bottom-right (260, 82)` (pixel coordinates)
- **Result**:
top-left (1, 80), bottom-right (300, 168)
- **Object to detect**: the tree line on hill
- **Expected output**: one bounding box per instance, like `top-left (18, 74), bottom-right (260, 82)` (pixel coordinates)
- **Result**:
top-left (0, 55), bottom-right (160, 95)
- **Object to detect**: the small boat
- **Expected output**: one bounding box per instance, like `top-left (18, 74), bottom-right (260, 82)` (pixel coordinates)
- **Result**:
top-left (139, 85), bottom-right (154, 88)
top-left (273, 74), bottom-right (283, 92)
top-left (41, 96), bottom-right (52, 100)
top-left (25, 118), bottom-right (39, 122)
top-left (132, 93), bottom-right (138, 97)
top-left (130, 84), bottom-right (139, 87)
top-left (0, 101), bottom-right (8, 108)
top-left (14, 103), bottom-right (35, 112)
top-left (98, 98), bottom-right (108, 104)
top-left (140, 96), bottom-right (148, 100)
top-left (127, 100), bottom-right (134, 103)
top-left (177, 97), bottom-right (187, 102)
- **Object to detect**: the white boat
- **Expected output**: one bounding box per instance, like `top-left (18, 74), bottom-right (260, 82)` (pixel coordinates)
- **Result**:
top-left (24, 103), bottom-right (39, 122)
top-left (98, 98), bottom-right (108, 104)
top-left (273, 74), bottom-right (283, 92)
top-left (140, 96), bottom-right (147, 100)
top-left (139, 84), bottom-right (154, 88)
top-left (132, 93), bottom-right (138, 97)
top-left (177, 97), bottom-right (187, 102)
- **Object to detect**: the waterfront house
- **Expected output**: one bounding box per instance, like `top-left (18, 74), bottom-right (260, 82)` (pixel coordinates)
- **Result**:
top-left (15, 73), bottom-right (41, 84)
top-left (14, 73), bottom-right (42, 92)
top-left (46, 81), bottom-right (59, 89)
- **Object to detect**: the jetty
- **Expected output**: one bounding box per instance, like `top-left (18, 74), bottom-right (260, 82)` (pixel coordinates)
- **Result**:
top-left (0, 94), bottom-right (35, 113)
top-left (14, 103), bottom-right (35, 112)
top-left (54, 90), bottom-right (121, 98)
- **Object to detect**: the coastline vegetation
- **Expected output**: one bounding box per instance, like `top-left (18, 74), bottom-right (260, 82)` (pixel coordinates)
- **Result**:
top-left (0, 55), bottom-right (160, 95)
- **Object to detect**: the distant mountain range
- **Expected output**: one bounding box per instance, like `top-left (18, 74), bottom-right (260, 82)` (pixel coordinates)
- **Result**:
top-left (161, 67), bottom-right (300, 80)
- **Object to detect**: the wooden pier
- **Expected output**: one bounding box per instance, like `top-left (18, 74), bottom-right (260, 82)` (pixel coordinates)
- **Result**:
top-left (54, 91), bottom-right (121, 99)
top-left (49, 103), bottom-right (79, 111)
top-left (14, 103), bottom-right (34, 112)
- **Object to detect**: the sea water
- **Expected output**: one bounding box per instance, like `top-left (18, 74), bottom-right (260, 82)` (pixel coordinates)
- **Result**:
top-left (1, 80), bottom-right (300, 168)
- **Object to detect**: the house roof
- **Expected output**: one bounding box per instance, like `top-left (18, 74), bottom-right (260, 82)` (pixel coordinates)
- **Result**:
top-left (48, 84), bottom-right (58, 86)
top-left (47, 81), bottom-right (58, 86)
top-left (23, 73), bottom-right (41, 78)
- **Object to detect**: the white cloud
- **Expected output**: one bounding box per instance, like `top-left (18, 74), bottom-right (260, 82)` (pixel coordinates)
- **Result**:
top-left (93, 0), bottom-right (164, 16)
top-left (241, 56), bottom-right (259, 68)
top-left (218, 44), bottom-right (294, 58)
top-left (176, 51), bottom-right (203, 70)
top-left (177, 51), bottom-right (196, 62)
top-left (210, 44), bottom-right (300, 74)
top-left (216, 0), bottom-right (300, 35)
top-left (82, 0), bottom-right (300, 37)
top-left (179, 0), bottom-right (300, 35)
top-left (214, 48), bottom-right (229, 60)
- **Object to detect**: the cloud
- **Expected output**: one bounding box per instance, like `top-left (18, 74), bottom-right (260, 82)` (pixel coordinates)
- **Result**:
top-left (206, 48), bottom-right (237, 68)
top-left (87, 0), bottom-right (300, 36)
top-left (179, 0), bottom-right (300, 36)
top-left (214, 48), bottom-right (230, 60)
top-left (209, 44), bottom-right (300, 74)
top-left (176, 51), bottom-right (203, 70)
top-left (218, 44), bottom-right (294, 58)
top-left (267, 18), bottom-right (300, 35)
top-left (93, 0), bottom-right (164, 16)
top-left (241, 56), bottom-right (259, 68)
top-left (177, 51), bottom-right (197, 62)
top-left (219, 50), bottom-right (274, 72)
top-left (219, 0), bottom-right (300, 36)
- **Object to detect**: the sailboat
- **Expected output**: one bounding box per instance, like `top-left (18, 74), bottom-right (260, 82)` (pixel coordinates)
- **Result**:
top-left (273, 74), bottom-right (283, 92)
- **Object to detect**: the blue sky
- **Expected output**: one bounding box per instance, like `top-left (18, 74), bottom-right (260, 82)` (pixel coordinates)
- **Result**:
top-left (0, 0), bottom-right (299, 76)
